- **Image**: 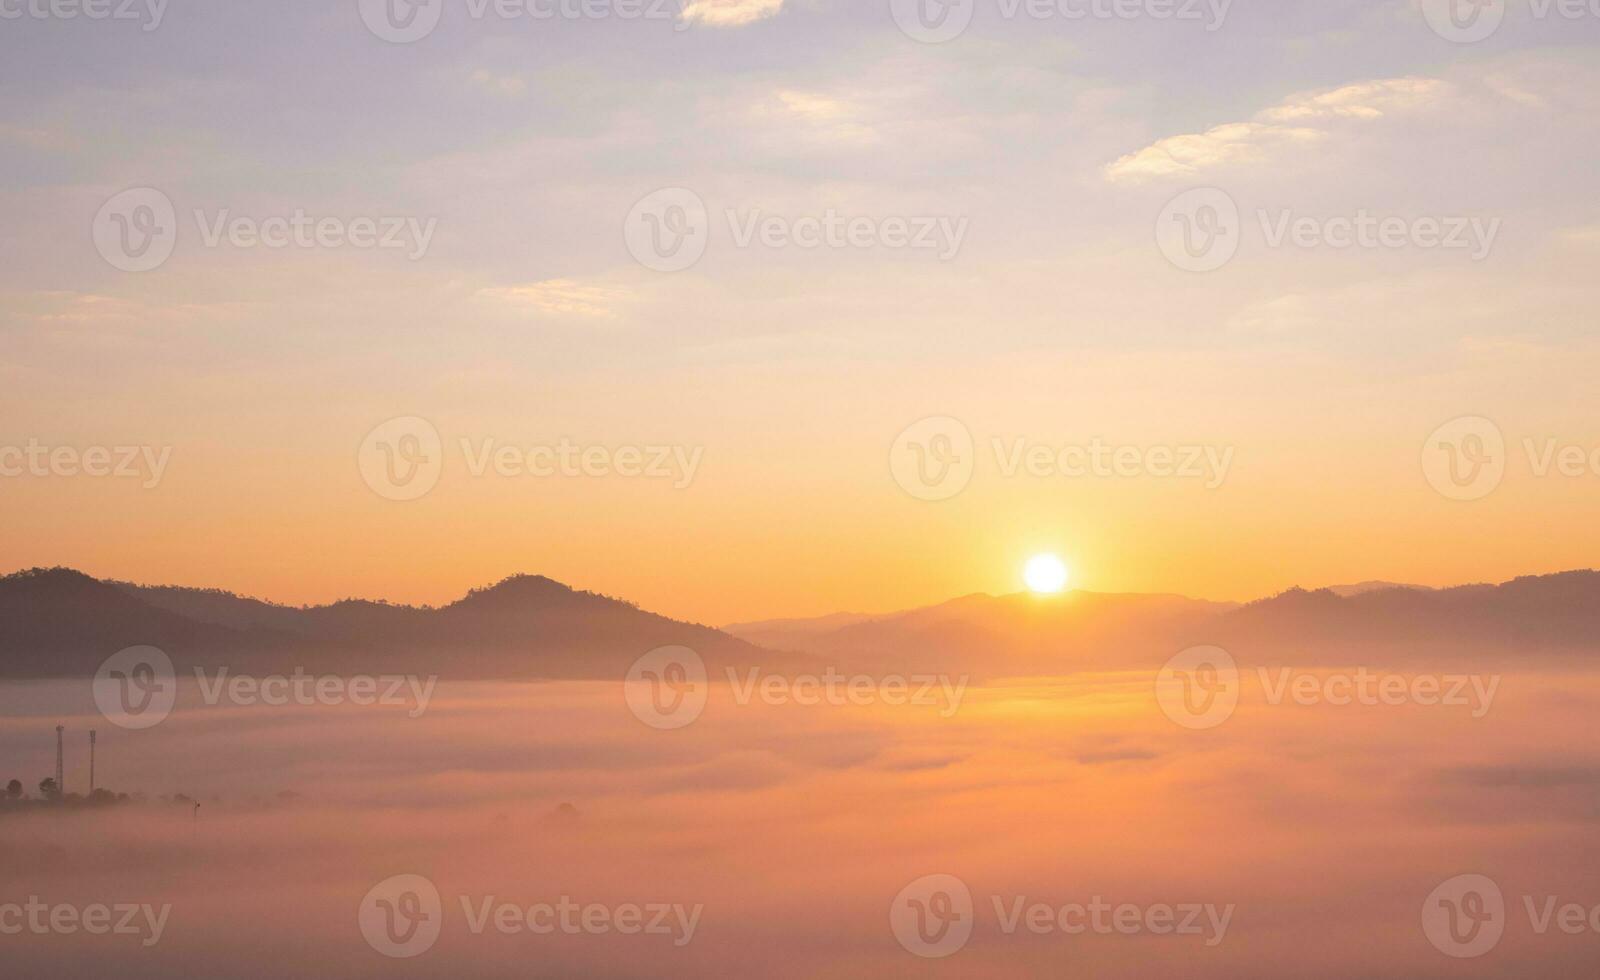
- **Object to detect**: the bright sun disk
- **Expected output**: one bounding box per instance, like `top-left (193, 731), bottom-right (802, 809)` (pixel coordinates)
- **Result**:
top-left (1024, 554), bottom-right (1069, 594)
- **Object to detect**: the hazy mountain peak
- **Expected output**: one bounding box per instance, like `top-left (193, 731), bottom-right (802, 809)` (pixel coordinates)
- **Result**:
top-left (1324, 581), bottom-right (1432, 597)
top-left (448, 574), bottom-right (629, 613)
top-left (2, 566), bottom-right (113, 596)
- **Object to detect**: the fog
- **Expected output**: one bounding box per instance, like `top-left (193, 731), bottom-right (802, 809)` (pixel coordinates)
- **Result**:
top-left (3, 672), bottom-right (1598, 977)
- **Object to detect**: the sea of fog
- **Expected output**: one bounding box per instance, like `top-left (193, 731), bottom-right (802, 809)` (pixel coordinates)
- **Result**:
top-left (2, 672), bottom-right (1598, 978)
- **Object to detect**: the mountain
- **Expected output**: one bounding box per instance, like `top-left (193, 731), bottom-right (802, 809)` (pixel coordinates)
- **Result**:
top-left (5, 568), bottom-right (1598, 681)
top-left (1323, 581), bottom-right (1432, 598)
top-left (721, 611), bottom-right (881, 648)
top-left (727, 590), bottom-right (1236, 675)
top-left (0, 568), bottom-right (783, 680)
top-left (725, 572), bottom-right (1600, 673)
top-left (1213, 571), bottom-right (1600, 665)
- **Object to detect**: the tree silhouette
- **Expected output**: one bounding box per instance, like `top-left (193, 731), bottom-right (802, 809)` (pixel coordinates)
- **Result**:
top-left (39, 777), bottom-right (60, 801)
top-left (5, 778), bottom-right (20, 799)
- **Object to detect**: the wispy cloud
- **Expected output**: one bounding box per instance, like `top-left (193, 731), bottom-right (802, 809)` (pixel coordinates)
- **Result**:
top-left (679, 0), bottom-right (784, 27)
top-left (1104, 77), bottom-right (1448, 184)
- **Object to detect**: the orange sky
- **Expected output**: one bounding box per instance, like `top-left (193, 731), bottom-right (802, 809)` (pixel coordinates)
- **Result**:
top-left (6, 338), bottom-right (1598, 625)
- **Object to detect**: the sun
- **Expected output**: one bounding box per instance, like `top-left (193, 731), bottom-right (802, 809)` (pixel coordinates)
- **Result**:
top-left (1023, 554), bottom-right (1070, 594)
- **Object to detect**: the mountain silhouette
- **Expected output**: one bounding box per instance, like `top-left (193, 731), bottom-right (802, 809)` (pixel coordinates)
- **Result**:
top-left (5, 567), bottom-right (1598, 681)
top-left (725, 571), bottom-right (1600, 672)
top-left (0, 568), bottom-right (781, 680)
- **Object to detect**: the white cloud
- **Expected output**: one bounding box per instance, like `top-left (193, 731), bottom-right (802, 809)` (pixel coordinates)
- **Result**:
top-left (678, 0), bottom-right (784, 27)
top-left (1104, 77), bottom-right (1449, 184)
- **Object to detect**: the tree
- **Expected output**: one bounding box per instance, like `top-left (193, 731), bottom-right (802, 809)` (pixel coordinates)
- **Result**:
top-left (5, 779), bottom-right (20, 800)
top-left (39, 777), bottom-right (60, 801)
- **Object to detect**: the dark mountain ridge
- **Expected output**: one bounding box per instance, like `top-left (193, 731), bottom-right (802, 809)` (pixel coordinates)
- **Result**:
top-left (0, 568), bottom-right (777, 680)
top-left (4, 567), bottom-right (1597, 681)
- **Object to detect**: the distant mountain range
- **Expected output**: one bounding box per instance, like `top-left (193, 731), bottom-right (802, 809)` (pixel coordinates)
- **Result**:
top-left (2, 567), bottom-right (1597, 680)
top-left (723, 572), bottom-right (1600, 672)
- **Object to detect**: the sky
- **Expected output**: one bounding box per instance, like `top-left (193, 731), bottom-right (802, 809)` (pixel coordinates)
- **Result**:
top-left (2, 0), bottom-right (1599, 624)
